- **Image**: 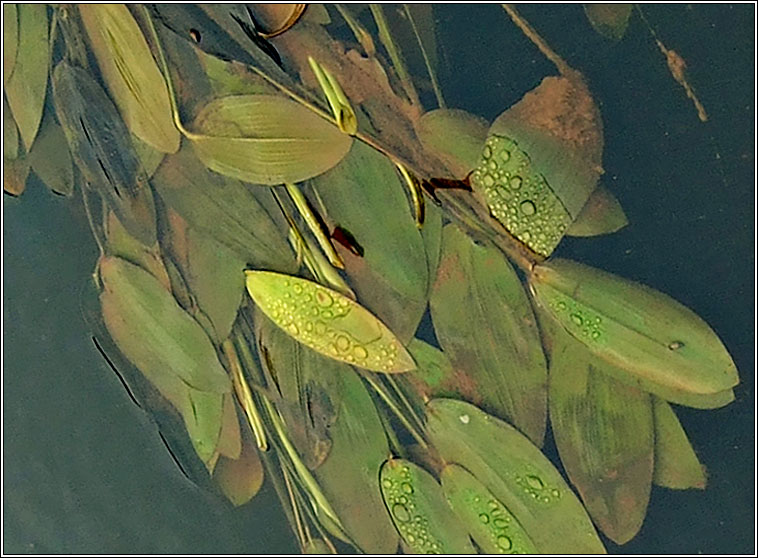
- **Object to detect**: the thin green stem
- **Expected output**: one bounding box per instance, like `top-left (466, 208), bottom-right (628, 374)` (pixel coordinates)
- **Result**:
top-left (403, 4), bottom-right (446, 108)
top-left (285, 182), bottom-right (344, 270)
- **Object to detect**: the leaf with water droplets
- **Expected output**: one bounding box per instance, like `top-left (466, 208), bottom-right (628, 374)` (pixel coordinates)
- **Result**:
top-left (441, 464), bottom-right (537, 554)
top-left (549, 330), bottom-right (654, 544)
top-left (430, 224), bottom-right (547, 444)
top-left (79, 4), bottom-right (180, 153)
top-left (189, 94), bottom-right (352, 185)
top-left (5, 4), bottom-right (48, 151)
top-left (380, 458), bottom-right (476, 554)
top-left (652, 397), bottom-right (707, 490)
top-left (529, 258), bottom-right (739, 407)
top-left (29, 120), bottom-right (75, 197)
top-left (584, 4), bottom-right (634, 41)
top-left (426, 398), bottom-right (606, 554)
top-left (246, 271), bottom-right (416, 373)
top-left (566, 184), bottom-right (628, 237)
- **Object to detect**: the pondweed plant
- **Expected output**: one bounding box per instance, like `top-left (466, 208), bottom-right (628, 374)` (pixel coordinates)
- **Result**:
top-left (3, 4), bottom-right (748, 554)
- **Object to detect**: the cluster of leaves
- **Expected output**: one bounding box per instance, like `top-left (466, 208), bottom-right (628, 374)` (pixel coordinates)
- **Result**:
top-left (3, 4), bottom-right (739, 554)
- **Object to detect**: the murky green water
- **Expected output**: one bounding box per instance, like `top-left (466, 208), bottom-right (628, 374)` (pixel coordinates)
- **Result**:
top-left (3, 4), bottom-right (753, 554)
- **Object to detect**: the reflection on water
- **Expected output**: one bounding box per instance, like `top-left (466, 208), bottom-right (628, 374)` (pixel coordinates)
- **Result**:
top-left (3, 4), bottom-right (753, 554)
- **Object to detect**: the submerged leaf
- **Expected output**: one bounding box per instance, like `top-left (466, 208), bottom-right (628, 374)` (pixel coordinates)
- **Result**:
top-left (549, 331), bottom-right (654, 544)
top-left (426, 398), bottom-right (606, 554)
top-left (441, 464), bottom-right (538, 554)
top-left (246, 271), bottom-right (415, 373)
top-left (5, 4), bottom-right (48, 151)
top-left (189, 94), bottom-right (352, 184)
top-left (216, 393), bottom-right (242, 459)
top-left (584, 4), bottom-right (634, 41)
top-left (430, 224), bottom-right (547, 444)
top-left (29, 120), bottom-right (75, 197)
top-left (80, 4), bottom-right (180, 153)
top-left (214, 425), bottom-right (264, 506)
top-left (529, 258), bottom-right (739, 407)
top-left (566, 184), bottom-right (628, 237)
top-left (415, 108), bottom-right (489, 177)
top-left (652, 398), bottom-right (707, 490)
top-left (3, 99), bottom-right (19, 161)
top-left (3, 156), bottom-right (30, 197)
top-left (99, 256), bottom-right (231, 394)
top-left (380, 458), bottom-right (476, 554)
top-left (3, 4), bottom-right (18, 85)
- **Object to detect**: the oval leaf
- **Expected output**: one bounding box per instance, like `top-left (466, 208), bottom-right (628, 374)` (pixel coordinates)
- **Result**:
top-left (529, 258), bottom-right (739, 401)
top-left (652, 397), bottom-right (707, 490)
top-left (79, 4), bottom-right (180, 153)
top-left (380, 458), bottom-right (476, 554)
top-left (426, 398), bottom-right (606, 554)
top-left (441, 464), bottom-right (538, 554)
top-left (246, 271), bottom-right (415, 373)
top-left (430, 224), bottom-right (547, 444)
top-left (189, 94), bottom-right (352, 184)
top-left (99, 256), bottom-right (231, 393)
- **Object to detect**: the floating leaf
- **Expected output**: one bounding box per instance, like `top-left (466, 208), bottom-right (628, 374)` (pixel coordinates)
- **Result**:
top-left (380, 458), bottom-right (476, 554)
top-left (3, 156), bottom-right (30, 197)
top-left (426, 398), bottom-right (606, 554)
top-left (415, 108), bottom-right (489, 177)
top-left (584, 4), bottom-right (634, 41)
top-left (246, 271), bottom-right (415, 373)
top-left (529, 258), bottom-right (739, 407)
top-left (131, 134), bottom-right (165, 179)
top-left (79, 4), bottom-right (180, 153)
top-left (652, 398), bottom-right (706, 490)
top-left (3, 99), bottom-right (19, 161)
top-left (430, 224), bottom-right (547, 444)
top-left (405, 338), bottom-right (455, 399)
top-left (29, 120), bottom-right (75, 197)
top-left (441, 464), bottom-right (538, 554)
top-left (549, 331), bottom-right (654, 544)
top-left (188, 94), bottom-right (352, 185)
top-left (152, 143), bottom-right (295, 273)
top-left (566, 184), bottom-right (628, 236)
top-left (185, 388), bottom-right (224, 465)
top-left (3, 4), bottom-right (18, 85)
top-left (312, 141), bottom-right (429, 343)
top-left (5, 4), bottom-right (48, 151)
top-left (99, 256), bottom-right (231, 394)
top-left (214, 425), bottom-right (264, 507)
top-left (52, 61), bottom-right (156, 246)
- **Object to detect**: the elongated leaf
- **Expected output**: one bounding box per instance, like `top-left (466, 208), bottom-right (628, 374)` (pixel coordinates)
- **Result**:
top-left (529, 258), bottom-right (739, 405)
top-left (246, 271), bottom-right (416, 373)
top-left (4, 99), bottom-right (19, 161)
top-left (79, 4), bottom-right (180, 153)
top-left (380, 458), bottom-right (476, 554)
top-left (214, 423), bottom-right (264, 506)
top-left (5, 4), bottom-right (48, 151)
top-left (566, 184), bottom-right (628, 236)
top-left (152, 143), bottom-right (295, 273)
top-left (29, 120), bottom-right (75, 196)
top-left (652, 398), bottom-right (706, 489)
top-left (426, 398), bottom-right (606, 554)
top-left (131, 134), bottom-right (165, 179)
top-left (430, 224), bottom-right (547, 444)
top-left (549, 331), bottom-right (654, 544)
top-left (422, 201), bottom-right (444, 297)
top-left (415, 108), bottom-right (489, 177)
top-left (216, 393), bottom-right (242, 459)
top-left (405, 338), bottom-right (455, 399)
top-left (584, 4), bottom-right (634, 41)
top-left (441, 464), bottom-right (538, 554)
top-left (3, 4), bottom-right (18, 85)
top-left (185, 389), bottom-right (224, 464)
top-left (189, 94), bottom-right (352, 185)
top-left (312, 141), bottom-right (429, 343)
top-left (52, 61), bottom-right (157, 246)
top-left (3, 156), bottom-right (30, 197)
top-left (99, 256), bottom-right (231, 394)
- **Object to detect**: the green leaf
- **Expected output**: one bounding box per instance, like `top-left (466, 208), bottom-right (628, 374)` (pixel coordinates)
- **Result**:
top-left (131, 134), bottom-right (166, 179)
top-left (566, 184), bottom-right (628, 236)
top-left (311, 141), bottom-right (429, 343)
top-left (79, 4), bottom-right (180, 153)
top-left (440, 464), bottom-right (538, 554)
top-left (3, 98), bottom-right (19, 161)
top-left (29, 120), bottom-right (75, 197)
top-left (188, 94), bottom-right (352, 185)
top-left (415, 108), bottom-right (488, 177)
top-left (184, 388), bottom-right (224, 464)
top-left (405, 338), bottom-right (455, 398)
top-left (426, 398), bottom-right (606, 554)
top-left (430, 224), bottom-right (547, 444)
top-left (152, 143), bottom-right (296, 273)
top-left (549, 330), bottom-right (654, 544)
top-left (584, 4), bottom-right (634, 41)
top-left (99, 256), bottom-right (232, 394)
top-left (5, 4), bottom-right (48, 151)
top-left (3, 4), bottom-right (18, 85)
top-left (246, 271), bottom-right (416, 373)
top-left (652, 398), bottom-right (707, 490)
top-left (529, 258), bottom-right (739, 406)
top-left (3, 156), bottom-right (30, 197)
top-left (380, 458), bottom-right (476, 554)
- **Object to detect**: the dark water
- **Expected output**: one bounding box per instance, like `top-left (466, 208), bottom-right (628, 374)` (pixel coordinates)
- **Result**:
top-left (3, 4), bottom-right (754, 554)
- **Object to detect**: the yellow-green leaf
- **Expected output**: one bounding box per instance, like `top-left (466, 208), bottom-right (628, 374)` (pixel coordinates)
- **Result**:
top-left (652, 398), bottom-right (707, 490)
top-left (5, 4), bottom-right (48, 151)
top-left (29, 120), bottom-right (75, 196)
top-left (246, 271), bottom-right (415, 373)
top-left (79, 4), bottom-right (180, 153)
top-left (189, 94), bottom-right (352, 185)
top-left (3, 4), bottom-right (18, 85)
top-left (3, 98), bottom-right (19, 161)
top-left (3, 156), bottom-right (30, 197)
